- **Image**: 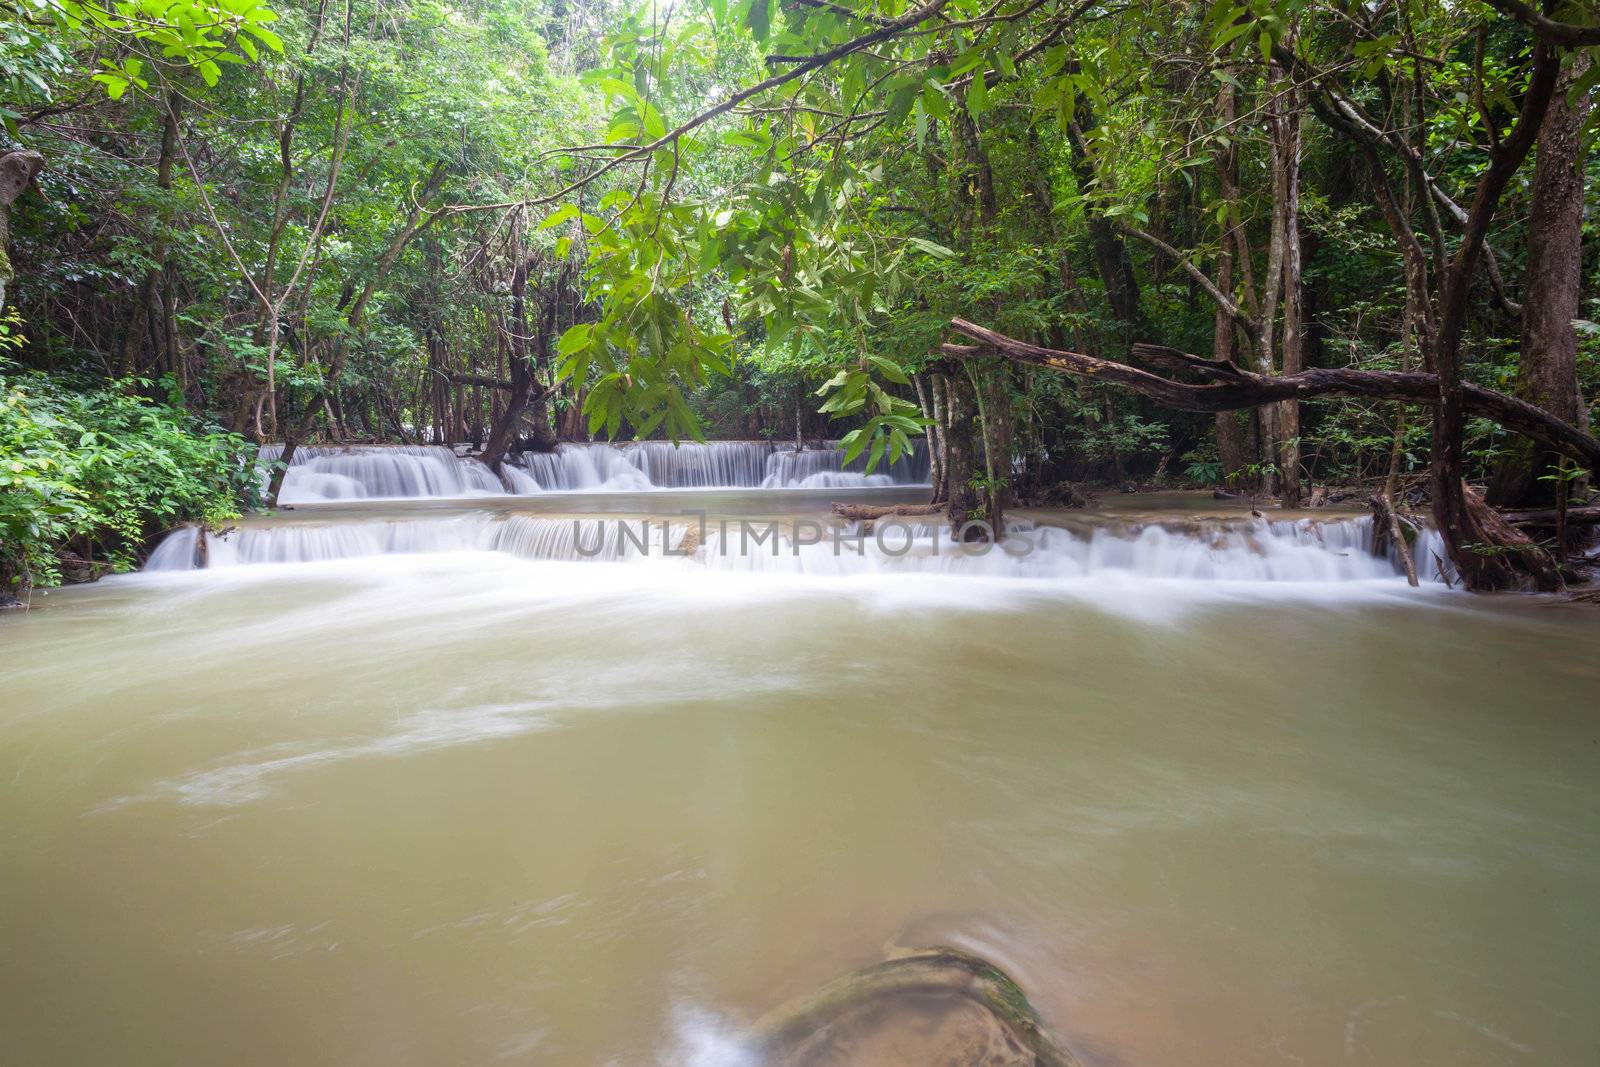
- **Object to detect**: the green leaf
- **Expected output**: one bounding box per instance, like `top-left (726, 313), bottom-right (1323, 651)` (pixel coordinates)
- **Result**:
top-left (540, 204), bottom-right (581, 230)
top-left (557, 324), bottom-right (593, 358)
top-left (966, 72), bottom-right (988, 120)
top-left (868, 355), bottom-right (909, 385)
top-left (906, 237), bottom-right (955, 259)
top-left (246, 24), bottom-right (283, 51)
top-left (865, 433), bottom-right (886, 473)
top-left (745, 0), bottom-right (772, 42)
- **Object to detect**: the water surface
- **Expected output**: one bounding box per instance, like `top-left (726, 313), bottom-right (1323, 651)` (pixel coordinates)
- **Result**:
top-left (2, 504), bottom-right (1597, 1066)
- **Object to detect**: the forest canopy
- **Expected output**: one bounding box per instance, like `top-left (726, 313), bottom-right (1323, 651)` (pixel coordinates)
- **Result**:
top-left (2, 0), bottom-right (1599, 591)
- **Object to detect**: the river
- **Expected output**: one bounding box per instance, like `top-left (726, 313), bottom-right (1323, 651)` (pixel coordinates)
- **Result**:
top-left (2, 472), bottom-right (1597, 1065)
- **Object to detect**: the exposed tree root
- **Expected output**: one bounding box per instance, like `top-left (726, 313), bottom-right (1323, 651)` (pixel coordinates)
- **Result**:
top-left (1462, 485), bottom-right (1563, 592)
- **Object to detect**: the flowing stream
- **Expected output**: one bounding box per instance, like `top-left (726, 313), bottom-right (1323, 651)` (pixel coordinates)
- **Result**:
top-left (2, 476), bottom-right (1597, 1066)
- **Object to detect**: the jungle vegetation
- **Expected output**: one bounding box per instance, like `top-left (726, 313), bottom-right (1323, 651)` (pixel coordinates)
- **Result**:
top-left (2, 0), bottom-right (1599, 592)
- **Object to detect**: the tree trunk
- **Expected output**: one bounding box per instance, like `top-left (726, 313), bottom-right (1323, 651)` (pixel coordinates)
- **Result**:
top-left (479, 217), bottom-right (541, 471)
top-left (1211, 79), bottom-right (1257, 482)
top-left (913, 373), bottom-right (945, 504)
top-left (0, 150), bottom-right (45, 312)
top-left (942, 368), bottom-right (985, 539)
top-left (1488, 52), bottom-right (1592, 509)
top-left (942, 322), bottom-right (1600, 479)
top-left (1065, 110), bottom-right (1143, 341)
top-left (1428, 40), bottom-right (1560, 590)
top-left (1273, 63), bottom-right (1306, 505)
top-left (930, 372), bottom-right (951, 503)
top-left (972, 362), bottom-right (1008, 531)
top-left (1211, 236), bottom-right (1255, 481)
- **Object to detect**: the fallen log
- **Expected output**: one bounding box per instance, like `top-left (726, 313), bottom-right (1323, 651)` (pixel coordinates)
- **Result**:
top-left (830, 502), bottom-right (943, 520)
top-left (1503, 505), bottom-right (1600, 526)
top-left (943, 319), bottom-right (1600, 477)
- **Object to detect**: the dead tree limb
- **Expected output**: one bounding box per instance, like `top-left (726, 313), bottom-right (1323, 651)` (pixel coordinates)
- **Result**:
top-left (830, 502), bottom-right (944, 520)
top-left (942, 319), bottom-right (1600, 477)
top-left (1369, 494), bottom-right (1419, 587)
top-left (1504, 505), bottom-right (1600, 526)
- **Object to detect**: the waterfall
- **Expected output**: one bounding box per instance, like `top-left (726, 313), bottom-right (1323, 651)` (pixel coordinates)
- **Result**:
top-left (698, 517), bottom-right (1431, 582)
top-left (510, 440), bottom-right (930, 492)
top-left (146, 514), bottom-right (1451, 584)
top-left (759, 444), bottom-right (924, 488)
top-left (145, 515), bottom-right (682, 569)
top-left (259, 444), bottom-right (503, 503)
top-left (258, 440), bottom-right (930, 500)
top-left (513, 443), bottom-right (657, 492)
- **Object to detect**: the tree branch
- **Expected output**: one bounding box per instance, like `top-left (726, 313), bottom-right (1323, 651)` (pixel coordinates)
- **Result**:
top-left (1482, 0), bottom-right (1600, 47)
top-left (943, 318), bottom-right (1600, 474)
top-left (787, 0), bottom-right (896, 29)
top-left (446, 0), bottom-right (957, 217)
top-left (1119, 222), bottom-right (1259, 345)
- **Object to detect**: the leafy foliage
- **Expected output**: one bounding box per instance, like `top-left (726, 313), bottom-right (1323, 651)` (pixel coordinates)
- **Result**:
top-left (0, 359), bottom-right (253, 592)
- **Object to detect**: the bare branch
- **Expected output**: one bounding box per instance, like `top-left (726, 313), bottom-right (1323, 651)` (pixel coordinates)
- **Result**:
top-left (1482, 0), bottom-right (1600, 47)
top-left (944, 318), bottom-right (1600, 475)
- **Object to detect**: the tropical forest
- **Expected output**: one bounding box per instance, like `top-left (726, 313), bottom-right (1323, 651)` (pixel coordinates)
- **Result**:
top-left (2, 0), bottom-right (1598, 1063)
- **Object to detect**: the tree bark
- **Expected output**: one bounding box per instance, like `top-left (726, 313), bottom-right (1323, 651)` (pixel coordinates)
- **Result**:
top-left (830, 502), bottom-right (943, 520)
top-left (1489, 52), bottom-right (1592, 508)
top-left (913, 372), bottom-right (945, 504)
top-left (0, 149), bottom-right (45, 312)
top-left (929, 372), bottom-right (950, 503)
top-left (479, 217), bottom-right (536, 472)
top-left (1210, 78), bottom-right (1257, 482)
top-left (1272, 60), bottom-right (1307, 505)
top-left (942, 367), bottom-right (986, 539)
top-left (1428, 38), bottom-right (1560, 590)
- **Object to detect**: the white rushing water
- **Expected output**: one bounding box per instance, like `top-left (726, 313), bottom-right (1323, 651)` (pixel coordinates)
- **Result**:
top-left (146, 513), bottom-right (1452, 585)
top-left (262, 440), bottom-right (929, 502)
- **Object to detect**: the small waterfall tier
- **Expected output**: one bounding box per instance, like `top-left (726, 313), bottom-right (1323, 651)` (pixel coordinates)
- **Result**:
top-left (259, 444), bottom-right (504, 504)
top-left (508, 439), bottom-right (929, 492)
top-left (261, 440), bottom-right (930, 501)
top-left (146, 515), bottom-right (681, 568)
top-left (147, 514), bottom-right (1451, 584)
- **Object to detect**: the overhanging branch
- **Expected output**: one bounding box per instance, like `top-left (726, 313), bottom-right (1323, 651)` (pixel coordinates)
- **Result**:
top-left (944, 318), bottom-right (1600, 475)
top-left (1483, 0), bottom-right (1600, 47)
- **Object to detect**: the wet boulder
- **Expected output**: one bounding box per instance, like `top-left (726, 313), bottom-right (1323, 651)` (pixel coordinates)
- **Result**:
top-left (752, 947), bottom-right (1079, 1067)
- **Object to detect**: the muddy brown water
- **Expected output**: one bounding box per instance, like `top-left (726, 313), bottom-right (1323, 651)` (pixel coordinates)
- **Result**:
top-left (2, 493), bottom-right (1597, 1065)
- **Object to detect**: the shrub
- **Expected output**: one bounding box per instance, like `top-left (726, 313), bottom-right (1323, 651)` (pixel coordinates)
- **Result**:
top-left (0, 368), bottom-right (255, 595)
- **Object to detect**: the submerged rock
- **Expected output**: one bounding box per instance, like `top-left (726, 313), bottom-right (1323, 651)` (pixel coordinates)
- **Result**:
top-left (752, 947), bottom-right (1079, 1067)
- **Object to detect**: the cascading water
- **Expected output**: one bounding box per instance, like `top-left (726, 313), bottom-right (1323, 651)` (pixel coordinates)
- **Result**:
top-left (259, 440), bottom-right (930, 500)
top-left (508, 439), bottom-right (929, 492)
top-left (146, 515), bottom-right (683, 569)
top-left (259, 444), bottom-right (504, 503)
top-left (145, 513), bottom-right (1451, 584)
